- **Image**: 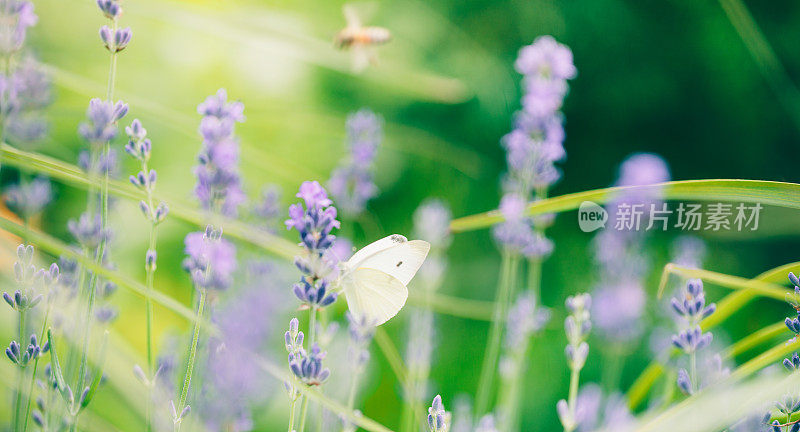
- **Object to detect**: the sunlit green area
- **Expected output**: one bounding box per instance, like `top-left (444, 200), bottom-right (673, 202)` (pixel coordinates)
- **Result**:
top-left (2, 0), bottom-right (800, 430)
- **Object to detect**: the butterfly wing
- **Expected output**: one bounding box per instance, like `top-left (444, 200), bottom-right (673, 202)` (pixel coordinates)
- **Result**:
top-left (343, 268), bottom-right (408, 326)
top-left (347, 234), bottom-right (431, 286)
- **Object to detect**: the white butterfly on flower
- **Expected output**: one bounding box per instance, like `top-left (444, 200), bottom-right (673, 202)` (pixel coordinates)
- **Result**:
top-left (338, 234), bottom-right (430, 326)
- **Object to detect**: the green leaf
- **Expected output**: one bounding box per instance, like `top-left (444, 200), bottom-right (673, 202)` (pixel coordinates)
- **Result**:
top-left (0, 143), bottom-right (301, 259)
top-left (80, 331), bottom-right (110, 411)
top-left (0, 216), bottom-right (213, 332)
top-left (627, 261), bottom-right (795, 410)
top-left (450, 179), bottom-right (800, 232)
top-left (47, 329), bottom-right (68, 394)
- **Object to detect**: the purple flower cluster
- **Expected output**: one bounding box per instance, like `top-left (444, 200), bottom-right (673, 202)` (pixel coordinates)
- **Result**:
top-left (68, 212), bottom-right (110, 250)
top-left (502, 35), bottom-right (576, 197)
top-left (196, 262), bottom-right (281, 431)
top-left (0, 0), bottom-right (51, 149)
top-left (347, 312), bottom-right (376, 372)
top-left (194, 89), bottom-right (246, 217)
top-left (285, 181), bottom-right (341, 308)
top-left (494, 36), bottom-right (575, 257)
top-left (413, 198), bottom-right (452, 287)
top-left (504, 291), bottom-right (551, 350)
top-left (590, 153), bottom-right (670, 343)
top-left (95, 0), bottom-right (131, 53)
top-left (574, 384), bottom-right (633, 432)
top-left (285, 318), bottom-right (330, 386)
top-left (328, 109), bottom-right (382, 216)
top-left (427, 395), bottom-right (450, 432)
top-left (557, 293), bottom-right (591, 431)
top-left (0, 0), bottom-right (37, 55)
top-left (183, 225), bottom-right (237, 291)
top-left (78, 98), bottom-right (128, 145)
top-left (125, 119), bottom-right (168, 224)
top-left (0, 57), bottom-right (51, 146)
top-left (4, 176), bottom-right (52, 218)
top-left (253, 184), bottom-right (282, 230)
top-left (492, 193), bottom-right (553, 258)
top-left (3, 245), bottom-right (58, 369)
top-left (670, 279), bottom-right (716, 395)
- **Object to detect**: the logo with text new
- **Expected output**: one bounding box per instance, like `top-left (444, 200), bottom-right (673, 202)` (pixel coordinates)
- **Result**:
top-left (578, 201), bottom-right (607, 232)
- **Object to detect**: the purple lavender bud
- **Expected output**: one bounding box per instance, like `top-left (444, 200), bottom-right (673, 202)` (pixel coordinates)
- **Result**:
top-left (676, 368), bottom-right (692, 395)
top-left (79, 386), bottom-right (90, 407)
top-left (31, 410), bottom-right (43, 427)
top-left (96, 0), bottom-right (121, 18)
top-left (154, 202), bottom-right (168, 222)
top-left (790, 272), bottom-right (800, 288)
top-left (139, 200), bottom-right (150, 218)
top-left (787, 317), bottom-right (800, 334)
top-left (3, 292), bottom-right (13, 308)
top-left (179, 405), bottom-right (190, 420)
top-left (145, 249), bottom-right (157, 271)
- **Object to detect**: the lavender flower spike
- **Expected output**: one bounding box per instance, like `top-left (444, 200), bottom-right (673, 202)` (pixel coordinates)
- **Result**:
top-left (193, 89), bottom-right (246, 216)
top-left (427, 395), bottom-right (451, 432)
top-left (182, 225), bottom-right (237, 291)
top-left (286, 181), bottom-right (341, 309)
top-left (670, 278), bottom-right (716, 395)
top-left (328, 108), bottom-right (383, 216)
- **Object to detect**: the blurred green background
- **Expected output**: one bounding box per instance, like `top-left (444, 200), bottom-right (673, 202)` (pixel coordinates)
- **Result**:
top-left (3, 0), bottom-right (800, 430)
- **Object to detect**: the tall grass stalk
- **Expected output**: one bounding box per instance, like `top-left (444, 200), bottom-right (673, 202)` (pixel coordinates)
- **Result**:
top-left (297, 306), bottom-right (318, 432)
top-left (475, 251), bottom-right (520, 415)
top-left (175, 286), bottom-right (208, 432)
top-left (73, 12), bottom-right (121, 430)
top-left (22, 296), bottom-right (54, 432)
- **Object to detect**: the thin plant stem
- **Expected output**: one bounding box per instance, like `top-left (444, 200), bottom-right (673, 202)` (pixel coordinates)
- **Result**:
top-left (139, 154), bottom-right (159, 432)
top-left (475, 252), bottom-right (519, 416)
top-left (14, 309), bottom-right (28, 432)
top-left (297, 307), bottom-right (318, 432)
top-left (72, 14), bottom-right (120, 430)
top-left (564, 364), bottom-right (582, 432)
top-left (176, 287), bottom-right (207, 432)
top-left (689, 351), bottom-right (697, 394)
top-left (288, 395), bottom-right (298, 432)
top-left (22, 304), bottom-right (52, 432)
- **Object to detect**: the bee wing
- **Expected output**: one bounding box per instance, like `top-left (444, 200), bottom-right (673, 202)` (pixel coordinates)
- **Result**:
top-left (343, 4), bottom-right (362, 29)
top-left (343, 268), bottom-right (408, 326)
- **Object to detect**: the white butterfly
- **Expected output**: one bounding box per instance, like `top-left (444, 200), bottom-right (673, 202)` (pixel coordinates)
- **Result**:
top-left (339, 234), bottom-right (430, 326)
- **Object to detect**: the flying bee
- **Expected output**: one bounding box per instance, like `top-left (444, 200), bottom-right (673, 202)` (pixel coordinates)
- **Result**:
top-left (334, 4), bottom-right (392, 72)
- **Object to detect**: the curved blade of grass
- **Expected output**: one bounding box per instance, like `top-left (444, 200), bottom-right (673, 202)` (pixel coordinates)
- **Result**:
top-left (0, 143), bottom-right (301, 259)
top-left (407, 291), bottom-right (495, 321)
top-left (374, 327), bottom-right (409, 387)
top-left (450, 179), bottom-right (800, 232)
top-left (0, 215), bottom-right (213, 332)
top-left (656, 263), bottom-right (789, 302)
top-left (629, 371), bottom-right (800, 432)
top-left (628, 262), bottom-right (796, 409)
top-left (717, 0), bottom-right (800, 131)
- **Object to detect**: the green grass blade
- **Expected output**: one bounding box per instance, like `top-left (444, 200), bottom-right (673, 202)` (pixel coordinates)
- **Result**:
top-left (374, 327), bottom-right (409, 387)
top-left (407, 291), bottom-right (495, 321)
top-left (450, 179), bottom-right (800, 232)
top-left (629, 371), bottom-right (800, 432)
top-left (628, 262), bottom-right (796, 409)
top-left (656, 263), bottom-right (788, 302)
top-left (0, 143), bottom-right (301, 259)
top-left (0, 216), bottom-right (213, 332)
